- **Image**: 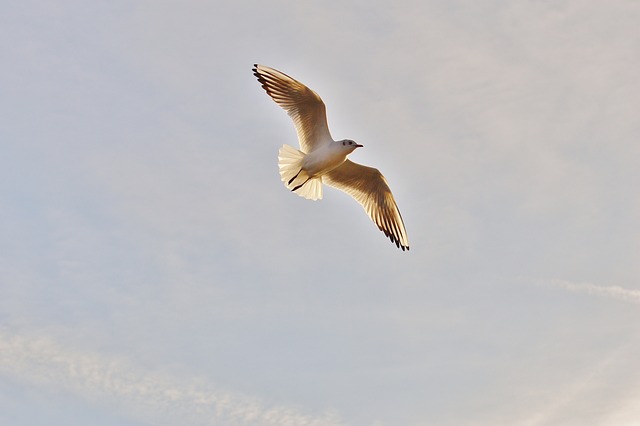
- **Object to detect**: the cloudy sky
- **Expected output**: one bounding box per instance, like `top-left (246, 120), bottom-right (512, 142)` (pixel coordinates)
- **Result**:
top-left (1, 1), bottom-right (639, 425)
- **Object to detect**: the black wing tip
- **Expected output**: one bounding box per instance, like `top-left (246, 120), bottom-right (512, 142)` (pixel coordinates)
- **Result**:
top-left (252, 64), bottom-right (263, 79)
top-left (383, 232), bottom-right (408, 251)
top-left (396, 240), bottom-right (410, 251)
top-left (378, 225), bottom-right (409, 252)
top-left (252, 66), bottom-right (272, 86)
top-left (394, 240), bottom-right (410, 251)
top-left (398, 243), bottom-right (409, 251)
top-left (252, 64), bottom-right (271, 76)
top-left (253, 69), bottom-right (267, 88)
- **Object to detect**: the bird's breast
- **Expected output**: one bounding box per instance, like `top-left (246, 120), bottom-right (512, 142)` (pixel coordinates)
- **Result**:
top-left (302, 146), bottom-right (347, 177)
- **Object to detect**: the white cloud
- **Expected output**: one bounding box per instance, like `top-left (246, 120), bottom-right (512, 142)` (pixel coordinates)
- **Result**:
top-left (515, 345), bottom-right (640, 426)
top-left (0, 330), bottom-right (344, 426)
top-left (549, 279), bottom-right (640, 305)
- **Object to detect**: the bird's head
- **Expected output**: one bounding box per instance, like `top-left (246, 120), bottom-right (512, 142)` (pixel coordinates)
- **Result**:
top-left (338, 139), bottom-right (363, 152)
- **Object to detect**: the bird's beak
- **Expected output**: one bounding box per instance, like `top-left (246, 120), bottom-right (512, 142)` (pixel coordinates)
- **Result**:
top-left (355, 144), bottom-right (364, 148)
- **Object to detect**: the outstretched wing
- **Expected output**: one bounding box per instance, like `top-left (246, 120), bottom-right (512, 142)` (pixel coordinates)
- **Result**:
top-left (325, 160), bottom-right (410, 251)
top-left (253, 64), bottom-right (333, 153)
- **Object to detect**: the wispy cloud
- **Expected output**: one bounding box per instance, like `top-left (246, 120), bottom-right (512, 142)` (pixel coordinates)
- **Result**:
top-left (516, 345), bottom-right (639, 426)
top-left (549, 279), bottom-right (640, 305)
top-left (0, 330), bottom-right (344, 426)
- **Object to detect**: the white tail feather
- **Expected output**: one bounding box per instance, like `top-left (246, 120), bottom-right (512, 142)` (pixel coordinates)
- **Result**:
top-left (278, 145), bottom-right (323, 200)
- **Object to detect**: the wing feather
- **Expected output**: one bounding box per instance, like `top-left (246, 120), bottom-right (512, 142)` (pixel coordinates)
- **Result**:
top-left (253, 64), bottom-right (332, 153)
top-left (324, 160), bottom-right (409, 251)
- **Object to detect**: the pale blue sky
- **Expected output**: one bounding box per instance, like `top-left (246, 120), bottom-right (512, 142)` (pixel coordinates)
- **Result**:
top-left (1, 1), bottom-right (639, 425)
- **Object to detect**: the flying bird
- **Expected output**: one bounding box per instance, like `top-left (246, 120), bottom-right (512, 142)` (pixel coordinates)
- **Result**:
top-left (252, 64), bottom-right (409, 251)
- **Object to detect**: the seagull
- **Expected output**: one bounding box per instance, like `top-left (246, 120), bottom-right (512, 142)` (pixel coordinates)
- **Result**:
top-left (252, 64), bottom-right (410, 251)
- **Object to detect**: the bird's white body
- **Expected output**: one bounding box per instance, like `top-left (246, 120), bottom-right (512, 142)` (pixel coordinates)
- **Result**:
top-left (302, 141), bottom-right (356, 177)
top-left (253, 64), bottom-right (410, 251)
top-left (277, 139), bottom-right (361, 201)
